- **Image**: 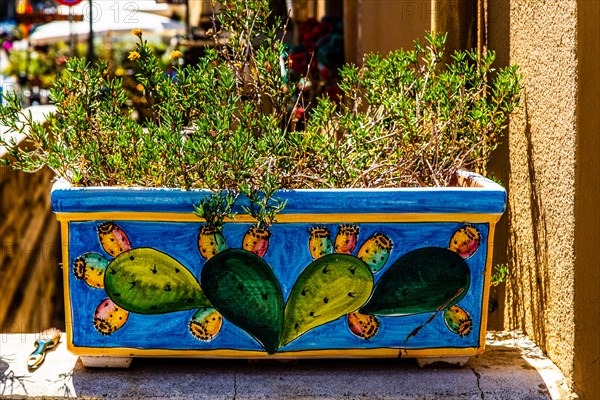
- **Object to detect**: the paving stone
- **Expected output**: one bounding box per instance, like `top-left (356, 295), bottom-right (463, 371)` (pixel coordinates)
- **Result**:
top-left (0, 331), bottom-right (573, 399)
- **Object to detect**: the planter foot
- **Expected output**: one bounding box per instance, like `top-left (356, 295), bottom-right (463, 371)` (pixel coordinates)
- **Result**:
top-left (80, 356), bottom-right (133, 368)
top-left (416, 356), bottom-right (469, 368)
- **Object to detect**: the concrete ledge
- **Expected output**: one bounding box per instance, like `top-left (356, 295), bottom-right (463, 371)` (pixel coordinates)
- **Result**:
top-left (0, 331), bottom-right (573, 399)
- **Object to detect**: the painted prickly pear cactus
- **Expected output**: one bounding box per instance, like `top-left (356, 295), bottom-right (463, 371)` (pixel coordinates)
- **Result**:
top-left (280, 253), bottom-right (374, 347)
top-left (359, 247), bottom-right (470, 316)
top-left (201, 248), bottom-right (284, 354)
top-left (73, 222), bottom-right (212, 337)
top-left (301, 225), bottom-right (392, 342)
top-left (104, 248), bottom-right (208, 314)
top-left (69, 220), bottom-right (485, 351)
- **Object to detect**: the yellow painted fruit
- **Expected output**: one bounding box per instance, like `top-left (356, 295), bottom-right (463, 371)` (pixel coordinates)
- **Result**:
top-left (308, 226), bottom-right (333, 259)
top-left (73, 252), bottom-right (108, 289)
top-left (444, 305), bottom-right (473, 337)
top-left (334, 224), bottom-right (360, 254)
top-left (198, 226), bottom-right (227, 260)
top-left (243, 226), bottom-right (271, 257)
top-left (189, 307), bottom-right (223, 342)
top-left (357, 233), bottom-right (393, 273)
top-left (98, 222), bottom-right (131, 257)
top-left (449, 226), bottom-right (480, 259)
top-left (347, 311), bottom-right (380, 340)
top-left (93, 298), bottom-right (129, 336)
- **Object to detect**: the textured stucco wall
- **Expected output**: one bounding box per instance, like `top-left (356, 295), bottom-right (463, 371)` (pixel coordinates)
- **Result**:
top-left (489, 0), bottom-right (600, 396)
top-left (495, 0), bottom-right (579, 384)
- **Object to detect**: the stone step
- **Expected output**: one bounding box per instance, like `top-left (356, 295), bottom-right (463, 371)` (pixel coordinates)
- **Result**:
top-left (0, 331), bottom-right (573, 399)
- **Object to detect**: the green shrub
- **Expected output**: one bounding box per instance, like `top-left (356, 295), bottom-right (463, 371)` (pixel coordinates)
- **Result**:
top-left (1, 0), bottom-right (520, 226)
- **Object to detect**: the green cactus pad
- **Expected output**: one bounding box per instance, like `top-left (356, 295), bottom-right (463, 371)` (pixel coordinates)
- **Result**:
top-left (280, 254), bottom-right (373, 348)
top-left (359, 247), bottom-right (470, 316)
top-left (104, 248), bottom-right (209, 314)
top-left (201, 249), bottom-right (284, 354)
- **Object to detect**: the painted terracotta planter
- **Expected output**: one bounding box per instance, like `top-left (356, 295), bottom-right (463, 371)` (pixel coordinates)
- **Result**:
top-left (51, 171), bottom-right (505, 367)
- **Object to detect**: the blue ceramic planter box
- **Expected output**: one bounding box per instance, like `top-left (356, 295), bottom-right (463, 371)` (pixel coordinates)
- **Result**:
top-left (52, 171), bottom-right (505, 367)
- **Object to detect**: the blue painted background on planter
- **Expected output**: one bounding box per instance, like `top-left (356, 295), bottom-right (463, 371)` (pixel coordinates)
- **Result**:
top-left (67, 220), bottom-right (489, 352)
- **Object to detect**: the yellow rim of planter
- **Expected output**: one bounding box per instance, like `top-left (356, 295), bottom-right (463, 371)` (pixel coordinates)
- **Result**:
top-left (65, 343), bottom-right (486, 358)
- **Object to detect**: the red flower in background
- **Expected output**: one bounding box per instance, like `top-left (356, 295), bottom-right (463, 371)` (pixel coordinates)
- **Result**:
top-left (301, 20), bottom-right (333, 51)
top-left (289, 51), bottom-right (309, 76)
top-left (298, 18), bottom-right (319, 42)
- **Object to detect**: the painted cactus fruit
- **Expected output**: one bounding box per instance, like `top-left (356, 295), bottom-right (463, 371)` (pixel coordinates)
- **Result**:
top-left (444, 305), bottom-right (473, 337)
top-left (449, 225), bottom-right (481, 259)
top-left (98, 222), bottom-right (132, 257)
top-left (189, 307), bottom-right (223, 342)
top-left (242, 226), bottom-right (271, 257)
top-left (334, 224), bottom-right (360, 254)
top-left (104, 248), bottom-right (209, 314)
top-left (93, 298), bottom-right (129, 335)
top-left (360, 247), bottom-right (470, 316)
top-left (198, 226), bottom-right (227, 260)
top-left (73, 252), bottom-right (109, 289)
top-left (201, 249), bottom-right (284, 354)
top-left (357, 233), bottom-right (393, 274)
top-left (280, 254), bottom-right (374, 347)
top-left (308, 226), bottom-right (334, 259)
top-left (347, 311), bottom-right (380, 340)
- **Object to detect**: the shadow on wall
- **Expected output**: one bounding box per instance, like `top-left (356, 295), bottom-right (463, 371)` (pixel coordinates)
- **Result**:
top-left (506, 96), bottom-right (550, 352)
top-left (485, 0), bottom-right (511, 331)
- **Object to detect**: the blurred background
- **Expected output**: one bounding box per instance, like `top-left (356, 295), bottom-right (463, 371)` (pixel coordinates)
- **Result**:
top-left (1, 0), bottom-right (349, 119)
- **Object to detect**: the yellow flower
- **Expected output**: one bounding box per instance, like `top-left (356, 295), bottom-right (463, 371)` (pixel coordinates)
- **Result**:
top-left (169, 50), bottom-right (182, 61)
top-left (128, 51), bottom-right (141, 61)
top-left (132, 28), bottom-right (143, 37)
